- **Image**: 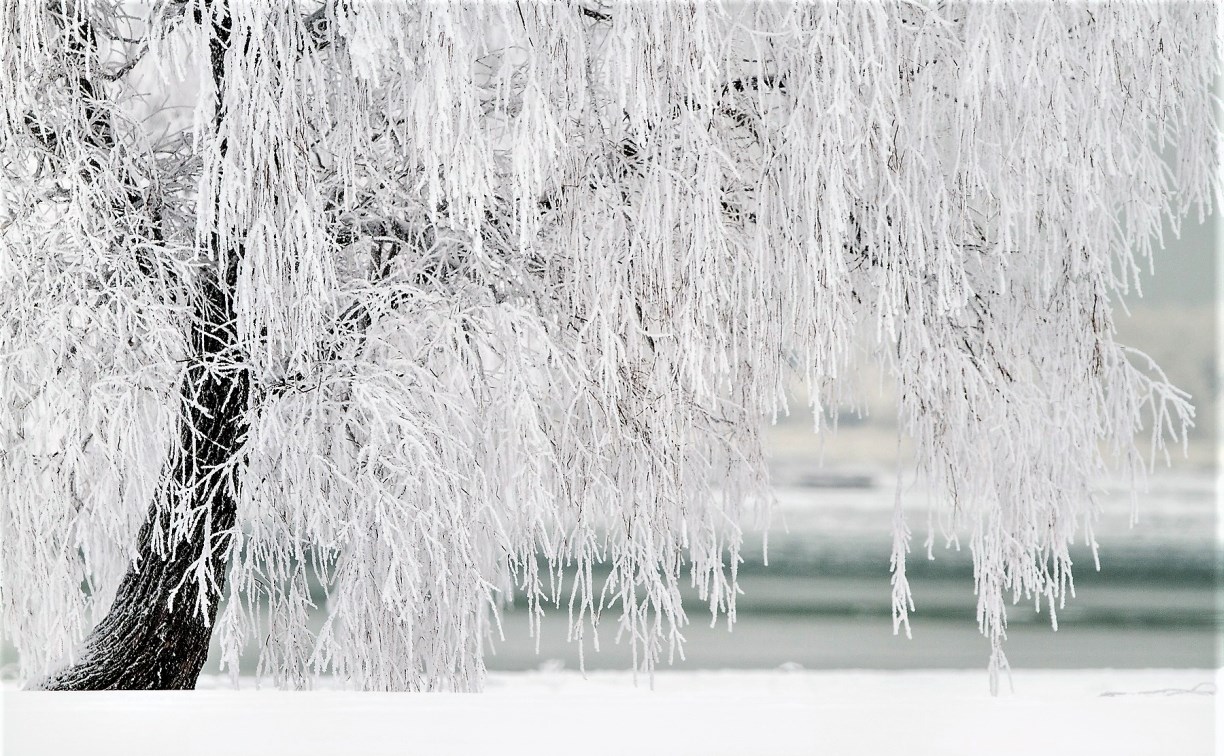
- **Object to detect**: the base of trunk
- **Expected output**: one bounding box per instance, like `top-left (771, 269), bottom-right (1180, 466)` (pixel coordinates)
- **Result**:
top-left (38, 269), bottom-right (247, 691)
top-left (35, 507), bottom-right (234, 690)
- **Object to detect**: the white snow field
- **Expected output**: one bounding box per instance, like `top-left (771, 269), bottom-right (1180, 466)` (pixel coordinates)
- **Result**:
top-left (3, 669), bottom-right (1217, 755)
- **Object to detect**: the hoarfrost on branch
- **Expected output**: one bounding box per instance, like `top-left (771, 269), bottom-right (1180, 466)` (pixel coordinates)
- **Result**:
top-left (0, 1), bottom-right (1217, 691)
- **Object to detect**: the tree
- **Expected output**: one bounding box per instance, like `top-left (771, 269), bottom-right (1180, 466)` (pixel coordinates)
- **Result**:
top-left (1, 0), bottom-right (1218, 692)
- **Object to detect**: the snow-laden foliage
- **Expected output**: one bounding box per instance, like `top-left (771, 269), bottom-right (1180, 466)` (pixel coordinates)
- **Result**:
top-left (1, 1), bottom-right (1218, 691)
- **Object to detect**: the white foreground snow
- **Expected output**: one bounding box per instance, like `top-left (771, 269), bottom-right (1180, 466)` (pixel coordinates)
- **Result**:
top-left (3, 669), bottom-right (1217, 755)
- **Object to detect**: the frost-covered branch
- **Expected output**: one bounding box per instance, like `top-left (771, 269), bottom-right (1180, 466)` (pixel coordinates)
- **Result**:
top-left (1, 1), bottom-right (1218, 692)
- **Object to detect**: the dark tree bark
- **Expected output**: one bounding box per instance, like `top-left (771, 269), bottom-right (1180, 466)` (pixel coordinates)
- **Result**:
top-left (38, 265), bottom-right (248, 691)
top-left (36, 1), bottom-right (244, 691)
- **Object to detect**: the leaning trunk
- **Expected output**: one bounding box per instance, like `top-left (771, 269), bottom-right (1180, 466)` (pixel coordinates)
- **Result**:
top-left (39, 271), bottom-right (247, 690)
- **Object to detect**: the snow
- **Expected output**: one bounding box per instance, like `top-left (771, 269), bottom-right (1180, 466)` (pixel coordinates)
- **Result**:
top-left (4, 669), bottom-right (1217, 755)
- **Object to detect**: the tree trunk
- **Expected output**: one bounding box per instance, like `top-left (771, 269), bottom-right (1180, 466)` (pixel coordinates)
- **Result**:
top-left (38, 269), bottom-right (247, 690)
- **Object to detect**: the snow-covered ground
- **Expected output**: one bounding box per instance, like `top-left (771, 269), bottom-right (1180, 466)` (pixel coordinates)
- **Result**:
top-left (4, 669), bottom-right (1217, 755)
